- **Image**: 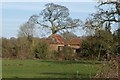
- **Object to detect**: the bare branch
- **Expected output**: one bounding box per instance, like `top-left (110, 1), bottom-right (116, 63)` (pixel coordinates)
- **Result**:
top-left (28, 3), bottom-right (81, 34)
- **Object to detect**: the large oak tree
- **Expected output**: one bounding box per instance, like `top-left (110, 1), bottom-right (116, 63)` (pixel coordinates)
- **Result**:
top-left (28, 3), bottom-right (81, 34)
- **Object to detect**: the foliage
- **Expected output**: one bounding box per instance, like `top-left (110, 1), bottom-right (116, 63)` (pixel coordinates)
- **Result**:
top-left (2, 37), bottom-right (34, 59)
top-left (2, 1), bottom-right (120, 60)
top-left (2, 38), bottom-right (19, 58)
top-left (113, 28), bottom-right (120, 55)
top-left (60, 46), bottom-right (75, 60)
top-left (17, 22), bottom-right (36, 59)
top-left (34, 40), bottom-right (49, 59)
top-left (17, 37), bottom-right (33, 59)
top-left (80, 30), bottom-right (114, 60)
top-left (81, 1), bottom-right (119, 60)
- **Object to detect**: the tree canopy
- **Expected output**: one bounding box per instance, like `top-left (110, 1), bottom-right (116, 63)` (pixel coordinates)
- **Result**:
top-left (18, 22), bottom-right (36, 38)
top-left (83, 1), bottom-right (120, 36)
top-left (28, 3), bottom-right (81, 34)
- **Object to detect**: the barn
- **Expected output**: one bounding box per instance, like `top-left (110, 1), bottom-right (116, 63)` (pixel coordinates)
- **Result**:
top-left (47, 34), bottom-right (81, 53)
top-left (47, 34), bottom-right (67, 52)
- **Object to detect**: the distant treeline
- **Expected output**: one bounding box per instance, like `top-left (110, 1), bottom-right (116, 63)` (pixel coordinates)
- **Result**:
top-left (1, 29), bottom-right (120, 60)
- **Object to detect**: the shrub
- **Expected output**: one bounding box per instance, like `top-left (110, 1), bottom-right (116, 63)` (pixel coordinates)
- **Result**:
top-left (34, 41), bottom-right (49, 59)
top-left (60, 46), bottom-right (75, 60)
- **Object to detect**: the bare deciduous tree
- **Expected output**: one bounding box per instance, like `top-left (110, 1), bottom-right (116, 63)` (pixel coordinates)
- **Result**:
top-left (83, 1), bottom-right (120, 35)
top-left (28, 3), bottom-right (82, 34)
top-left (91, 1), bottom-right (120, 31)
top-left (18, 22), bottom-right (36, 39)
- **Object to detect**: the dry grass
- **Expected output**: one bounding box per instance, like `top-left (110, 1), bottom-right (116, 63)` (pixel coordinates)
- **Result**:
top-left (95, 56), bottom-right (119, 79)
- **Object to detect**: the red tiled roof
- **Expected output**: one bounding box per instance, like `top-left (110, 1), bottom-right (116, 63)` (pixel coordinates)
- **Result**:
top-left (47, 34), bottom-right (67, 44)
top-left (47, 34), bottom-right (81, 46)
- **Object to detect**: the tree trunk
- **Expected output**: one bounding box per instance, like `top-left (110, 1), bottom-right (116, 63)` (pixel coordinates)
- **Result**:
top-left (98, 44), bottom-right (102, 61)
top-left (52, 29), bottom-right (57, 34)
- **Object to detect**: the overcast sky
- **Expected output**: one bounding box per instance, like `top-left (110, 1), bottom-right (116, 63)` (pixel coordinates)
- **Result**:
top-left (1, 1), bottom-right (98, 38)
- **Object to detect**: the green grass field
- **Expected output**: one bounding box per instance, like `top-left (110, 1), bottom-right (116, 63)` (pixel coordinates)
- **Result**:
top-left (2, 59), bottom-right (102, 78)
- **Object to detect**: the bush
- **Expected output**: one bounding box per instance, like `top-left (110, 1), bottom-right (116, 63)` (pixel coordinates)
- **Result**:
top-left (79, 30), bottom-right (114, 60)
top-left (34, 41), bottom-right (49, 59)
top-left (60, 46), bottom-right (75, 60)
